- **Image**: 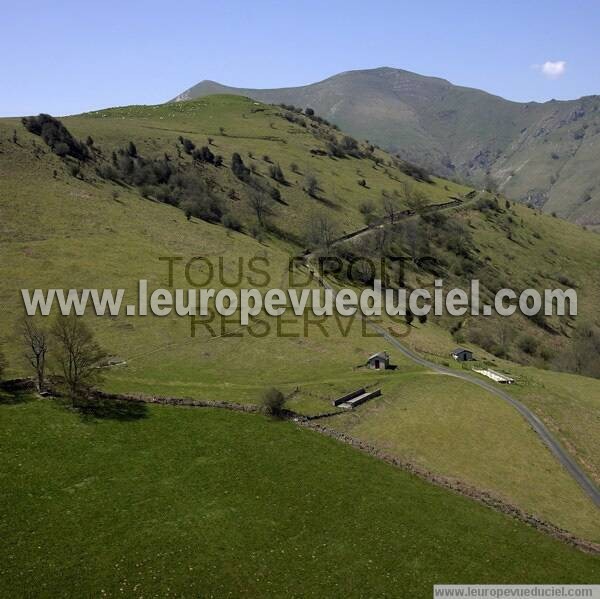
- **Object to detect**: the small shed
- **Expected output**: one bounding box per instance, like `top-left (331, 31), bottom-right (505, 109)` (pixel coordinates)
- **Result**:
top-left (367, 351), bottom-right (390, 370)
top-left (451, 347), bottom-right (473, 362)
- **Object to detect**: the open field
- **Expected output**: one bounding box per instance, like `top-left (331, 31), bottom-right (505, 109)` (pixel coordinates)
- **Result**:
top-left (1, 397), bottom-right (599, 598)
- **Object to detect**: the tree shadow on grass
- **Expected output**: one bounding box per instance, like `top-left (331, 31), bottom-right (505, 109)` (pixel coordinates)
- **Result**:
top-left (74, 396), bottom-right (149, 422)
top-left (0, 388), bottom-right (33, 405)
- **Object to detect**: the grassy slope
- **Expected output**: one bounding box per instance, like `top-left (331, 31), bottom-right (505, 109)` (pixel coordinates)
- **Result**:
top-left (1, 398), bottom-right (599, 598)
top-left (326, 372), bottom-right (600, 540)
top-left (176, 68), bottom-right (600, 228)
top-left (0, 95), bottom-right (599, 541)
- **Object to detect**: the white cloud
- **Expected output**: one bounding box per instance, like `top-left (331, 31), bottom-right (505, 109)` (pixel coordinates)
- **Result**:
top-left (538, 60), bottom-right (567, 79)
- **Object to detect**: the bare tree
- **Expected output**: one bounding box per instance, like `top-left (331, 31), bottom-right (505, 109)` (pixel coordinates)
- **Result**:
top-left (308, 211), bottom-right (337, 248)
top-left (52, 315), bottom-right (106, 401)
top-left (248, 189), bottom-right (271, 227)
top-left (19, 317), bottom-right (48, 392)
top-left (304, 173), bottom-right (319, 197)
top-left (382, 194), bottom-right (399, 224)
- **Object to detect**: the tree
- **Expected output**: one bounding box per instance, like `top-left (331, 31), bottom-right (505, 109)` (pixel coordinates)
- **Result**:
top-left (192, 146), bottom-right (215, 164)
top-left (231, 152), bottom-right (250, 181)
top-left (51, 315), bottom-right (106, 402)
top-left (22, 114), bottom-right (89, 161)
top-left (418, 314), bottom-right (428, 324)
top-left (304, 173), bottom-right (319, 197)
top-left (341, 135), bottom-right (359, 155)
top-left (269, 187), bottom-right (282, 202)
top-left (405, 183), bottom-right (427, 213)
top-left (268, 163), bottom-right (286, 184)
top-left (127, 141), bottom-right (138, 157)
top-left (248, 189), bottom-right (270, 227)
top-left (404, 310), bottom-right (414, 326)
top-left (307, 211), bottom-right (337, 248)
top-left (180, 137), bottom-right (195, 154)
top-left (305, 107), bottom-right (315, 116)
top-left (382, 194), bottom-right (399, 224)
top-left (19, 317), bottom-right (48, 392)
top-left (86, 136), bottom-right (94, 147)
top-left (261, 387), bottom-right (285, 418)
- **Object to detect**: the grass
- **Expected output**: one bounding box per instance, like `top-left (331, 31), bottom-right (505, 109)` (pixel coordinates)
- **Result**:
top-left (510, 368), bottom-right (600, 485)
top-left (1, 398), bottom-right (599, 598)
top-left (1, 94), bottom-right (599, 547)
top-left (325, 372), bottom-right (600, 541)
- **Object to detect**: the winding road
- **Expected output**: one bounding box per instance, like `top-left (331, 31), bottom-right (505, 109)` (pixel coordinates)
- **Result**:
top-left (305, 197), bottom-right (600, 509)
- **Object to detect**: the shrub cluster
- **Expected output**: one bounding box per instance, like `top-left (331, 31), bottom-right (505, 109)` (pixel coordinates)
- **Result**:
top-left (22, 114), bottom-right (90, 161)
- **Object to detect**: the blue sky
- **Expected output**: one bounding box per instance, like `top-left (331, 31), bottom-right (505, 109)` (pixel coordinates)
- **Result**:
top-left (2, 0), bottom-right (599, 116)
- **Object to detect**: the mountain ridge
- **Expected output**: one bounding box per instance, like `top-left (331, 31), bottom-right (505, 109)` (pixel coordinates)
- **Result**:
top-left (172, 67), bottom-right (600, 229)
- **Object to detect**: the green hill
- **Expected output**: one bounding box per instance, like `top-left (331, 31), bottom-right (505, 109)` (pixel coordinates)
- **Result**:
top-left (1, 94), bottom-right (600, 560)
top-left (173, 67), bottom-right (600, 229)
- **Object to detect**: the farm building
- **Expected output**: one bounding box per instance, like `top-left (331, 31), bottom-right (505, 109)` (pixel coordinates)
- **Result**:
top-left (451, 348), bottom-right (474, 362)
top-left (473, 368), bottom-right (515, 384)
top-left (367, 352), bottom-right (390, 370)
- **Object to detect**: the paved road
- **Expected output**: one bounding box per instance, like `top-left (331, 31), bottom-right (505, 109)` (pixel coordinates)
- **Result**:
top-left (305, 202), bottom-right (600, 509)
top-left (366, 319), bottom-right (600, 509)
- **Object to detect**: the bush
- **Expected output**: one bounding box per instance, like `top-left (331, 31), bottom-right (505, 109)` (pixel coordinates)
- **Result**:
top-left (222, 213), bottom-right (242, 231)
top-left (96, 164), bottom-right (119, 181)
top-left (22, 114), bottom-right (89, 161)
top-left (304, 174), bottom-right (319, 197)
top-left (556, 273), bottom-right (577, 288)
top-left (341, 135), bottom-right (359, 155)
top-left (231, 152), bottom-right (250, 181)
top-left (519, 336), bottom-right (538, 355)
top-left (396, 159), bottom-right (432, 182)
top-left (192, 145), bottom-right (215, 164)
top-left (268, 163), bottom-right (286, 184)
top-left (186, 195), bottom-right (223, 224)
top-left (179, 137), bottom-right (196, 154)
top-left (475, 196), bottom-right (500, 213)
top-left (261, 387), bottom-right (286, 418)
top-left (68, 163), bottom-right (82, 178)
top-left (359, 200), bottom-right (375, 215)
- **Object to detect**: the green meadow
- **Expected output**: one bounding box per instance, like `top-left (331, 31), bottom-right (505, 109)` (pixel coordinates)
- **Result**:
top-left (1, 397), bottom-right (599, 598)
